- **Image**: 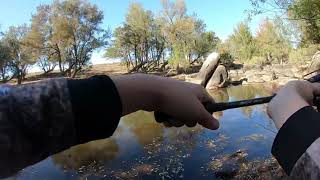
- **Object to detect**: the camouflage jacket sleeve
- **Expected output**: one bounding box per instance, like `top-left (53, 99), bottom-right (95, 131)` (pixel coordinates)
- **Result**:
top-left (0, 75), bottom-right (122, 178)
top-left (272, 106), bottom-right (320, 179)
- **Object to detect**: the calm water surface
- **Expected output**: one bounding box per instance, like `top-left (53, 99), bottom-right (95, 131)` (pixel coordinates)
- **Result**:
top-left (7, 85), bottom-right (279, 180)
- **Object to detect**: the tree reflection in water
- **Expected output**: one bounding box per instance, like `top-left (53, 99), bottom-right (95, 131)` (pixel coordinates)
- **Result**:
top-left (122, 111), bottom-right (164, 145)
top-left (52, 138), bottom-right (119, 170)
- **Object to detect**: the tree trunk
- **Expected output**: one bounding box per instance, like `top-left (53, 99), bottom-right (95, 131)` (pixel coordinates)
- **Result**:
top-left (128, 62), bottom-right (145, 73)
top-left (17, 76), bottom-right (22, 85)
top-left (59, 59), bottom-right (64, 73)
top-left (71, 69), bottom-right (79, 78)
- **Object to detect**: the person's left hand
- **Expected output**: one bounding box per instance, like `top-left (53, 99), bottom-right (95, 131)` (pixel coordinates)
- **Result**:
top-left (267, 80), bottom-right (320, 129)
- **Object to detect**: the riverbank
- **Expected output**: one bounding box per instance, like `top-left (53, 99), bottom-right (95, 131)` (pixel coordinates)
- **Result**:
top-left (228, 63), bottom-right (310, 85)
top-left (20, 62), bottom-right (311, 87)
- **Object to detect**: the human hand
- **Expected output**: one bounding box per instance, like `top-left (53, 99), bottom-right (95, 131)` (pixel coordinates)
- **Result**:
top-left (154, 76), bottom-right (219, 130)
top-left (111, 74), bottom-right (219, 130)
top-left (267, 81), bottom-right (320, 129)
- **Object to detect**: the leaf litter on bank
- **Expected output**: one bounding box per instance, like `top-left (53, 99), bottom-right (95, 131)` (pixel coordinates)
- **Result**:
top-left (208, 149), bottom-right (287, 179)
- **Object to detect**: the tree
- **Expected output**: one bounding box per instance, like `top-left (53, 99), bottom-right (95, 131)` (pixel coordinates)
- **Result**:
top-left (216, 40), bottom-right (234, 66)
top-left (228, 22), bottom-right (256, 63)
top-left (2, 25), bottom-right (34, 84)
top-left (106, 0), bottom-right (218, 72)
top-left (249, 0), bottom-right (320, 44)
top-left (25, 5), bottom-right (58, 74)
top-left (248, 0), bottom-right (293, 18)
top-left (289, 44), bottom-right (319, 64)
top-left (289, 0), bottom-right (320, 44)
top-left (29, 0), bottom-right (109, 77)
top-left (190, 20), bottom-right (220, 64)
top-left (255, 19), bottom-right (291, 64)
top-left (124, 2), bottom-right (163, 71)
top-left (105, 2), bottom-right (166, 72)
top-left (159, 0), bottom-right (197, 68)
top-left (0, 40), bottom-right (13, 82)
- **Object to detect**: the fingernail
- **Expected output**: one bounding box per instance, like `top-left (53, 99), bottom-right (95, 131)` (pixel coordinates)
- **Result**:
top-left (207, 119), bottom-right (219, 130)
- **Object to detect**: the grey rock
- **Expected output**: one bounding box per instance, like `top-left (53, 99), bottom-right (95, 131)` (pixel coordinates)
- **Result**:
top-left (206, 65), bottom-right (228, 89)
top-left (309, 51), bottom-right (320, 72)
top-left (197, 52), bottom-right (220, 86)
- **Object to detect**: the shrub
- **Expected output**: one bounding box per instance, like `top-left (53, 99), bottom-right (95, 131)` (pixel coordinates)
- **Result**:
top-left (289, 44), bottom-right (319, 64)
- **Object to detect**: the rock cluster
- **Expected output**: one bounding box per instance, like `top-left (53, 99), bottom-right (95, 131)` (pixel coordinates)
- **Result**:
top-left (197, 52), bottom-right (228, 89)
top-left (228, 64), bottom-right (306, 85)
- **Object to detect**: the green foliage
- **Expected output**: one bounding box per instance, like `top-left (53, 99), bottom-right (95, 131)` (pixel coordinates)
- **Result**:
top-left (168, 44), bottom-right (188, 68)
top-left (248, 56), bottom-right (266, 66)
top-left (159, 0), bottom-right (195, 68)
top-left (289, 0), bottom-right (320, 44)
top-left (160, 0), bottom-right (219, 69)
top-left (2, 25), bottom-right (35, 84)
top-left (28, 0), bottom-right (109, 77)
top-left (289, 44), bottom-right (319, 64)
top-left (221, 19), bottom-right (292, 66)
top-left (228, 22), bottom-right (256, 63)
top-left (192, 30), bottom-right (220, 63)
top-left (249, 0), bottom-right (320, 45)
top-left (216, 41), bottom-right (234, 66)
top-left (24, 4), bottom-right (58, 74)
top-left (105, 0), bottom-right (219, 72)
top-left (0, 39), bottom-right (13, 82)
top-left (255, 19), bottom-right (291, 64)
top-left (105, 2), bottom-right (165, 71)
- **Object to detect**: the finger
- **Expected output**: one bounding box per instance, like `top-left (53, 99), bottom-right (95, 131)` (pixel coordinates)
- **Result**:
top-left (171, 119), bottom-right (185, 127)
top-left (185, 120), bottom-right (197, 127)
top-left (161, 96), bottom-right (219, 130)
top-left (163, 121), bottom-right (173, 127)
top-left (192, 100), bottom-right (219, 130)
top-left (162, 116), bottom-right (185, 127)
top-left (197, 87), bottom-right (215, 104)
top-left (154, 111), bottom-right (168, 123)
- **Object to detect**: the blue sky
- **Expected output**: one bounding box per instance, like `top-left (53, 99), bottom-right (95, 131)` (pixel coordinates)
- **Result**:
top-left (0, 0), bottom-right (266, 68)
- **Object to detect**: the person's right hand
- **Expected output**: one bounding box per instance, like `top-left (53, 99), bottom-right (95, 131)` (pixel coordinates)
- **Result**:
top-left (111, 74), bottom-right (219, 130)
top-left (267, 81), bottom-right (320, 129)
top-left (153, 76), bottom-right (219, 130)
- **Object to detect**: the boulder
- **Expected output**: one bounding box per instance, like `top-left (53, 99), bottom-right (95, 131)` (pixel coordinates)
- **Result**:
top-left (309, 51), bottom-right (320, 72)
top-left (261, 75), bottom-right (273, 82)
top-left (197, 52), bottom-right (220, 86)
top-left (228, 70), bottom-right (244, 79)
top-left (206, 65), bottom-right (228, 89)
top-left (246, 74), bottom-right (265, 83)
top-left (244, 70), bottom-right (257, 78)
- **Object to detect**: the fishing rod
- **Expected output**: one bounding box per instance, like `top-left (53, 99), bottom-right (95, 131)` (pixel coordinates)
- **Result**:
top-left (155, 73), bottom-right (320, 123)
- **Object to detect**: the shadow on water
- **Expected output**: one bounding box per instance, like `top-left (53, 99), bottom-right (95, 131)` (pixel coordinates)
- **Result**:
top-left (8, 85), bottom-right (286, 180)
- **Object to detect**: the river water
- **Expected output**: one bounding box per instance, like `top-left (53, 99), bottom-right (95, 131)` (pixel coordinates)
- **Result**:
top-left (7, 85), bottom-right (285, 180)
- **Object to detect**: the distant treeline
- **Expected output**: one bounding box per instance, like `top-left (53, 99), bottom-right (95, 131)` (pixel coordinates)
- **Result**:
top-left (105, 0), bottom-right (220, 72)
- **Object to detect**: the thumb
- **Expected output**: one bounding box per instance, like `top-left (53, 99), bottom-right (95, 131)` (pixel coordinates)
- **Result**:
top-left (196, 100), bottom-right (220, 130)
